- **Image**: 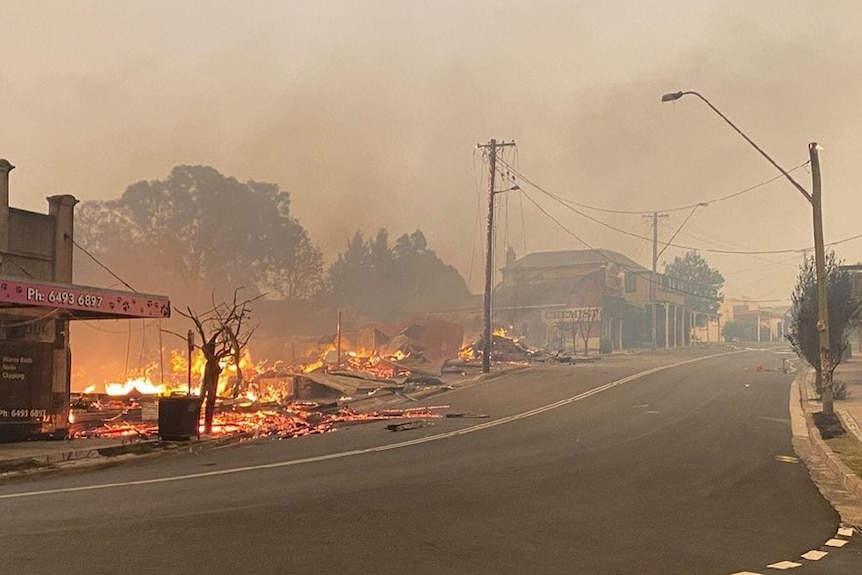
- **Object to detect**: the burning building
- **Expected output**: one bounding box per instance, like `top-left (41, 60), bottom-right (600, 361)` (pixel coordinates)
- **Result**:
top-left (0, 159), bottom-right (171, 441)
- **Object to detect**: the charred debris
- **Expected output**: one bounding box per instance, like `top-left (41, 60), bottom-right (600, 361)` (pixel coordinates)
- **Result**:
top-left (68, 327), bottom-right (581, 441)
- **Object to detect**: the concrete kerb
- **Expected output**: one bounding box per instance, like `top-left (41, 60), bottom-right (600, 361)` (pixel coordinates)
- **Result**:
top-left (0, 432), bottom-right (253, 480)
top-left (838, 408), bottom-right (862, 443)
top-left (791, 369), bottom-right (862, 505)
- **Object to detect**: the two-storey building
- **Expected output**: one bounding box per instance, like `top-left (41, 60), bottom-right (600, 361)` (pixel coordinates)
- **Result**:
top-left (493, 248), bottom-right (690, 353)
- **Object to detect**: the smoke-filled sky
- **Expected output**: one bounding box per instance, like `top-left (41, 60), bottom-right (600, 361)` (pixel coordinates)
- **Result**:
top-left (3, 1), bottom-right (862, 305)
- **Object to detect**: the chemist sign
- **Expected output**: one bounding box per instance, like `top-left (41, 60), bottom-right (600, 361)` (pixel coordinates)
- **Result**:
top-left (541, 307), bottom-right (602, 324)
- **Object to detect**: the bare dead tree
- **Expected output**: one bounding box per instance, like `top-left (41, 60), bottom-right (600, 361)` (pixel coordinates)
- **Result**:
top-left (174, 289), bottom-right (261, 434)
top-left (571, 309), bottom-right (600, 357)
top-left (576, 318), bottom-right (594, 356)
top-left (212, 288), bottom-right (261, 398)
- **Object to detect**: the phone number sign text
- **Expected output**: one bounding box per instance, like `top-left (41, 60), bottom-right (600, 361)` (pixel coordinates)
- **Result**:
top-left (0, 278), bottom-right (170, 318)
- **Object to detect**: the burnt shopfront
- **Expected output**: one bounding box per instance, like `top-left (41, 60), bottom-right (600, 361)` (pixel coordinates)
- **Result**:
top-left (0, 278), bottom-right (170, 440)
top-left (0, 159), bottom-right (170, 440)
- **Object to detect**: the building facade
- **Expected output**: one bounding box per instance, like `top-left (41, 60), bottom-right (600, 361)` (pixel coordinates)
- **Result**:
top-left (493, 249), bottom-right (691, 353)
top-left (0, 159), bottom-right (170, 440)
top-left (719, 298), bottom-right (787, 342)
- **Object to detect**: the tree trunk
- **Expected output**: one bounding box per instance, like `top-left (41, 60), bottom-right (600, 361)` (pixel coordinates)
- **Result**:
top-left (201, 360), bottom-right (222, 434)
top-left (822, 366), bottom-right (835, 416)
top-left (822, 383), bottom-right (834, 415)
top-left (581, 324), bottom-right (592, 357)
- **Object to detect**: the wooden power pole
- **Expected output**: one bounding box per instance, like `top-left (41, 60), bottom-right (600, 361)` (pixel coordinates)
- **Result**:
top-left (477, 138), bottom-right (516, 374)
top-left (645, 212), bottom-right (668, 349)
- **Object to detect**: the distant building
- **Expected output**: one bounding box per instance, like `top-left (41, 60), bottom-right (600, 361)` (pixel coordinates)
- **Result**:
top-left (493, 249), bottom-right (695, 352)
top-left (719, 298), bottom-right (787, 342)
top-left (838, 264), bottom-right (862, 353)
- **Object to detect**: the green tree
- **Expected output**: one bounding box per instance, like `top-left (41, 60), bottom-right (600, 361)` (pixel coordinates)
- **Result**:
top-left (392, 230), bottom-right (472, 312)
top-left (76, 166), bottom-right (324, 302)
top-left (328, 228), bottom-right (471, 321)
top-left (664, 251), bottom-right (724, 316)
top-left (329, 230), bottom-right (377, 314)
top-left (786, 252), bottom-right (857, 413)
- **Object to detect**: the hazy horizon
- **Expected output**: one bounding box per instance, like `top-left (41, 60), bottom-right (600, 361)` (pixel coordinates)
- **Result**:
top-left (3, 1), bottom-right (862, 305)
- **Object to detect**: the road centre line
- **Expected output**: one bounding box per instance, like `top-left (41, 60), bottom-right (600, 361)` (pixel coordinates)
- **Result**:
top-left (0, 350), bottom-right (746, 500)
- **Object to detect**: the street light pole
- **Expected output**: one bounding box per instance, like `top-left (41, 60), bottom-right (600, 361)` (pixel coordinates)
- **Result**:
top-left (662, 91), bottom-right (834, 413)
top-left (661, 91), bottom-right (812, 203)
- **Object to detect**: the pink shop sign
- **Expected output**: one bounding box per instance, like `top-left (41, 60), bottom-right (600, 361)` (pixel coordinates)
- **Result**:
top-left (0, 277), bottom-right (170, 319)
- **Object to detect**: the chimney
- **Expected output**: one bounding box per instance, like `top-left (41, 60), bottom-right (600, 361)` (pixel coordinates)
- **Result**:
top-left (505, 246), bottom-right (517, 267)
top-left (0, 159), bottom-right (14, 257)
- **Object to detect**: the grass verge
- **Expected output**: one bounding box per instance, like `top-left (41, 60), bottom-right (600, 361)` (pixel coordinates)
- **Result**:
top-left (824, 435), bottom-right (862, 478)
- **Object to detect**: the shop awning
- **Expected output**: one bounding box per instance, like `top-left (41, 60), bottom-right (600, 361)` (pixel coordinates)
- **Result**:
top-left (0, 275), bottom-right (170, 320)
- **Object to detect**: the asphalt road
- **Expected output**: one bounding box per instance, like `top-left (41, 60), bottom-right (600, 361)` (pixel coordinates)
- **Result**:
top-left (1, 345), bottom-right (859, 574)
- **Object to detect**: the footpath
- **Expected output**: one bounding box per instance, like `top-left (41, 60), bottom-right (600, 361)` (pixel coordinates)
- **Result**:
top-left (792, 356), bottom-right (862, 527)
top-left (0, 431), bottom-right (248, 478)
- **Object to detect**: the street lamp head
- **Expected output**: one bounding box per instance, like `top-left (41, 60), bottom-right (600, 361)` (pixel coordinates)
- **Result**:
top-left (661, 91), bottom-right (684, 103)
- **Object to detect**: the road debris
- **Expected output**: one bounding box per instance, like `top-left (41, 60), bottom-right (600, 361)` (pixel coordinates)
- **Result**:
top-left (385, 420), bottom-right (434, 432)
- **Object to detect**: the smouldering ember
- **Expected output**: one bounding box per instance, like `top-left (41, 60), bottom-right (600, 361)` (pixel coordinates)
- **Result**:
top-left (69, 334), bottom-right (503, 443)
top-left (87, 340), bottom-right (422, 400)
top-left (69, 398), bottom-right (450, 440)
top-left (458, 328), bottom-right (539, 363)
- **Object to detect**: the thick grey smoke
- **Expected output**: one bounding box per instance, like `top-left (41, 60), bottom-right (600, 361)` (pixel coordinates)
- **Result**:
top-left (1, 0), bottom-right (861, 306)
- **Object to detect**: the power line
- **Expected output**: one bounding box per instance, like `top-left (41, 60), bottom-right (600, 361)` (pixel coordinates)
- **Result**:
top-left (518, 184), bottom-right (862, 300)
top-left (659, 222), bottom-right (800, 268)
top-left (1, 255), bottom-right (35, 278)
top-left (515, 175), bottom-right (862, 256)
top-left (657, 205), bottom-right (701, 260)
top-left (498, 157), bottom-right (810, 215)
top-left (68, 235), bottom-right (136, 292)
top-left (518, 190), bottom-right (722, 303)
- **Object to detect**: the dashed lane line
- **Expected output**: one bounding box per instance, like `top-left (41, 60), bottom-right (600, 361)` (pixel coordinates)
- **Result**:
top-left (728, 529), bottom-right (857, 575)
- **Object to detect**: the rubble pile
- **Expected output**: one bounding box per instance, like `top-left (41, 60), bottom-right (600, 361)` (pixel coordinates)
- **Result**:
top-left (68, 393), bottom-right (450, 440)
top-left (67, 321), bottom-right (473, 441)
top-left (454, 331), bottom-right (570, 368)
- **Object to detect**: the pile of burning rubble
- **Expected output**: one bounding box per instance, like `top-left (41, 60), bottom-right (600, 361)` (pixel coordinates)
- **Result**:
top-left (69, 326), bottom-right (456, 440)
top-left (69, 392), bottom-right (453, 440)
top-left (68, 324), bottom-right (568, 441)
top-left (450, 328), bottom-right (574, 369)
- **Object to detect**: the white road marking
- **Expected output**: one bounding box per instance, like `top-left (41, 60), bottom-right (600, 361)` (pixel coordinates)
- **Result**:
top-left (727, 529), bottom-right (855, 575)
top-left (766, 560), bottom-right (801, 569)
top-left (774, 455), bottom-right (799, 464)
top-left (0, 350), bottom-right (745, 500)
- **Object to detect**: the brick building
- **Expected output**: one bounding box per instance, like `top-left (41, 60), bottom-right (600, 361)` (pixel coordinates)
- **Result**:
top-left (493, 249), bottom-right (691, 352)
